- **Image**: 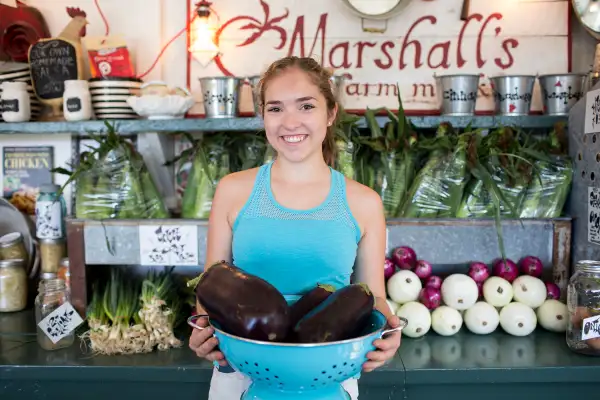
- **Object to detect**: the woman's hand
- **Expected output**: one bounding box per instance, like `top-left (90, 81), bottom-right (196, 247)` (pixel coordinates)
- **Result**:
top-left (362, 315), bottom-right (402, 373)
top-left (189, 316), bottom-right (229, 367)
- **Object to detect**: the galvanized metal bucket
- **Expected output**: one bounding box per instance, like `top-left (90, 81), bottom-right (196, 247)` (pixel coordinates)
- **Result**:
top-left (538, 73), bottom-right (587, 116)
top-left (490, 75), bottom-right (536, 116)
top-left (199, 76), bottom-right (243, 118)
top-left (435, 74), bottom-right (480, 116)
top-left (248, 75), bottom-right (262, 115)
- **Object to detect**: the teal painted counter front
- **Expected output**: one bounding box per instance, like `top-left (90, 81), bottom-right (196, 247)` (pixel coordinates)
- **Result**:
top-left (0, 310), bottom-right (598, 400)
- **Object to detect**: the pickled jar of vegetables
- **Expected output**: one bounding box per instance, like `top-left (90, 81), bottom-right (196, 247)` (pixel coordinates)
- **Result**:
top-left (0, 232), bottom-right (28, 263)
top-left (567, 260), bottom-right (600, 355)
top-left (35, 278), bottom-right (75, 351)
top-left (35, 184), bottom-right (66, 240)
top-left (0, 259), bottom-right (28, 312)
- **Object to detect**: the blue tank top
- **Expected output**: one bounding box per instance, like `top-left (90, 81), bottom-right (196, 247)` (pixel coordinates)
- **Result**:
top-left (232, 161), bottom-right (362, 298)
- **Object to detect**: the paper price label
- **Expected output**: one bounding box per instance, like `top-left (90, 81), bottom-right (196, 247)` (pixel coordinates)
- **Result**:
top-left (588, 187), bottom-right (600, 245)
top-left (38, 302), bottom-right (84, 344)
top-left (139, 225), bottom-right (199, 266)
top-left (581, 314), bottom-right (600, 341)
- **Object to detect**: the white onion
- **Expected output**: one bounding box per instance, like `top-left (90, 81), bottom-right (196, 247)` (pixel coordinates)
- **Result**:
top-left (536, 299), bottom-right (568, 332)
top-left (396, 301), bottom-right (431, 338)
top-left (441, 274), bottom-right (479, 310)
top-left (482, 276), bottom-right (513, 307)
top-left (499, 302), bottom-right (537, 336)
top-left (431, 306), bottom-right (463, 336)
top-left (463, 301), bottom-right (500, 335)
top-left (387, 270), bottom-right (422, 304)
top-left (512, 275), bottom-right (547, 309)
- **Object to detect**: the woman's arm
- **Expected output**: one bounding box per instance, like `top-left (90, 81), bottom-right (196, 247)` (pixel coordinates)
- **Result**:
top-left (348, 182), bottom-right (392, 320)
top-left (195, 176), bottom-right (235, 314)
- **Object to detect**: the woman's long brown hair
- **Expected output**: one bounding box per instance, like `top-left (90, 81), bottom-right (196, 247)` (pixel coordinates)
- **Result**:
top-left (256, 56), bottom-right (340, 166)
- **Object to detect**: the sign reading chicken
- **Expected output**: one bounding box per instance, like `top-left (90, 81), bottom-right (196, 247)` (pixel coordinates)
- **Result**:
top-left (187, 0), bottom-right (569, 114)
top-left (28, 6), bottom-right (87, 118)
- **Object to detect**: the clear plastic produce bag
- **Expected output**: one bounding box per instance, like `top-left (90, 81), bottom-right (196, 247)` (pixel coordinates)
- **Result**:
top-left (75, 145), bottom-right (169, 220)
top-left (519, 156), bottom-right (573, 218)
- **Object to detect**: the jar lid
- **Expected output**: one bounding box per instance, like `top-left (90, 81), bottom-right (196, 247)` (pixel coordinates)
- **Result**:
top-left (1, 81), bottom-right (27, 90)
top-left (576, 260), bottom-right (600, 272)
top-left (0, 259), bottom-right (25, 268)
top-left (40, 272), bottom-right (57, 280)
top-left (39, 183), bottom-right (60, 193)
top-left (39, 237), bottom-right (65, 244)
top-left (0, 232), bottom-right (23, 248)
top-left (60, 257), bottom-right (69, 267)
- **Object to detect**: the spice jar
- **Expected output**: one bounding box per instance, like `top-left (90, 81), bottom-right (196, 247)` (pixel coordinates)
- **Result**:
top-left (57, 258), bottom-right (70, 291)
top-left (0, 259), bottom-right (28, 312)
top-left (1, 81), bottom-right (30, 122)
top-left (40, 238), bottom-right (66, 274)
top-left (63, 80), bottom-right (92, 121)
top-left (567, 260), bottom-right (600, 355)
top-left (0, 232), bottom-right (28, 262)
top-left (35, 278), bottom-right (75, 351)
top-left (35, 184), bottom-right (66, 240)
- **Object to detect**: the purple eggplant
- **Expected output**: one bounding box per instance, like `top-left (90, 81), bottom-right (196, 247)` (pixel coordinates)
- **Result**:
top-left (193, 261), bottom-right (290, 342)
top-left (292, 283), bottom-right (374, 343)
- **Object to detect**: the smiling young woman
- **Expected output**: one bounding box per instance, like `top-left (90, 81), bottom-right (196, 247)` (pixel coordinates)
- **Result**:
top-left (188, 56), bottom-right (403, 400)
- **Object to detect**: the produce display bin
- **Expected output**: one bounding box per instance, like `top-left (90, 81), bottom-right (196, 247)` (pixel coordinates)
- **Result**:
top-left (66, 217), bottom-right (572, 316)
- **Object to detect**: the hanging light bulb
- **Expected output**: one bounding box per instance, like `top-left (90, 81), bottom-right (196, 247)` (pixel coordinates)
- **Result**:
top-left (188, 1), bottom-right (220, 67)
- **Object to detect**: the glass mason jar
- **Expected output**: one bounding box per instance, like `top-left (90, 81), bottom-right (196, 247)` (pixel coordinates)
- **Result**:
top-left (35, 184), bottom-right (66, 240)
top-left (566, 260), bottom-right (600, 355)
top-left (0, 232), bottom-right (28, 263)
top-left (0, 259), bottom-right (28, 312)
top-left (57, 257), bottom-right (70, 291)
top-left (39, 238), bottom-right (66, 274)
top-left (35, 278), bottom-right (75, 351)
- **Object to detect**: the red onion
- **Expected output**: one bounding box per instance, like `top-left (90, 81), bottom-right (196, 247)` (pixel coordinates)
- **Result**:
top-left (545, 282), bottom-right (561, 300)
top-left (425, 275), bottom-right (442, 290)
top-left (492, 258), bottom-right (519, 283)
top-left (414, 260), bottom-right (433, 280)
top-left (519, 256), bottom-right (544, 278)
top-left (468, 262), bottom-right (490, 283)
top-left (392, 246), bottom-right (417, 270)
top-left (418, 287), bottom-right (441, 310)
top-left (384, 258), bottom-right (396, 280)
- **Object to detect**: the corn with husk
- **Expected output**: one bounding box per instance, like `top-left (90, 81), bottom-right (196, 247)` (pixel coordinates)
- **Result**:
top-left (52, 121), bottom-right (169, 220)
top-left (519, 123), bottom-right (573, 218)
top-left (400, 123), bottom-right (471, 218)
top-left (354, 87), bottom-right (419, 218)
top-left (181, 134), bottom-right (231, 219)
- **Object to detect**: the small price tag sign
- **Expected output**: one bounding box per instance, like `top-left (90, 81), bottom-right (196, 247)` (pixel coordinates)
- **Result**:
top-left (581, 314), bottom-right (600, 341)
top-left (139, 225), bottom-right (199, 266)
top-left (37, 302), bottom-right (84, 344)
top-left (588, 187), bottom-right (600, 245)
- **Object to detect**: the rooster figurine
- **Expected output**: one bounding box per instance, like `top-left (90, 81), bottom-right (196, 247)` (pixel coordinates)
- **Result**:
top-left (60, 7), bottom-right (88, 43)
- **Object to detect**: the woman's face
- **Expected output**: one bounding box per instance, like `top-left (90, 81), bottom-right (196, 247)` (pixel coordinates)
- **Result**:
top-left (262, 68), bottom-right (333, 164)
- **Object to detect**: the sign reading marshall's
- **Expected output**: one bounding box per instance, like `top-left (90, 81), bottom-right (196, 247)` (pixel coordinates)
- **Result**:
top-left (187, 0), bottom-right (569, 114)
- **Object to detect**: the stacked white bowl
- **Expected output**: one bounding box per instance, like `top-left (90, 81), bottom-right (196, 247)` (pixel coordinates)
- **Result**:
top-left (89, 77), bottom-right (142, 120)
top-left (0, 62), bottom-right (43, 121)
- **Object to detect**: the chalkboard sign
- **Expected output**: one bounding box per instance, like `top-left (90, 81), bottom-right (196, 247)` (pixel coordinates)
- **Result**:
top-left (28, 38), bottom-right (83, 108)
top-left (66, 97), bottom-right (81, 112)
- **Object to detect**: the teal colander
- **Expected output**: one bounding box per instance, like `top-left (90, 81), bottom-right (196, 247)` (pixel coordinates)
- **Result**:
top-left (188, 310), bottom-right (407, 400)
